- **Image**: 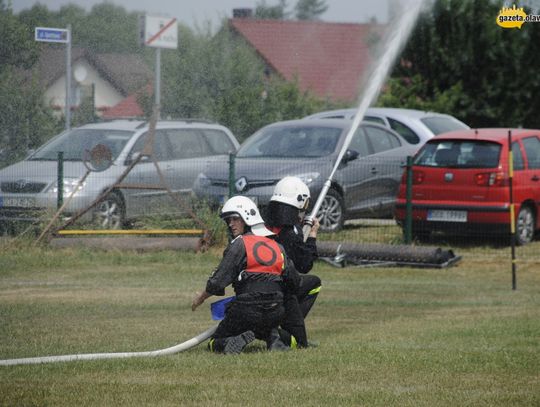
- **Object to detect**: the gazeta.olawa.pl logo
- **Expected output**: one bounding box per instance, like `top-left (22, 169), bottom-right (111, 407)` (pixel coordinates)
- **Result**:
top-left (497, 4), bottom-right (540, 29)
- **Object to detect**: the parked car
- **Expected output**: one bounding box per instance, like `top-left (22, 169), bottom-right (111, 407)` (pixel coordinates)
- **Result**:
top-left (394, 128), bottom-right (540, 244)
top-left (304, 107), bottom-right (470, 145)
top-left (192, 119), bottom-right (418, 232)
top-left (0, 119), bottom-right (239, 230)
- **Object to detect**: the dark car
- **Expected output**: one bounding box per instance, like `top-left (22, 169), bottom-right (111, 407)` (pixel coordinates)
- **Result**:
top-left (193, 119), bottom-right (418, 231)
top-left (394, 128), bottom-right (540, 244)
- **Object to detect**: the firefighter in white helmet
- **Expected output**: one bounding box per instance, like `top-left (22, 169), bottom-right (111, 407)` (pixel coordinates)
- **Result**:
top-left (192, 196), bottom-right (300, 354)
top-left (265, 176), bottom-right (321, 348)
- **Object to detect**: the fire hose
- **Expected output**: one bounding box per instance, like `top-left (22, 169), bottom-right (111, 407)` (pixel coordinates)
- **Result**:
top-left (0, 325), bottom-right (217, 366)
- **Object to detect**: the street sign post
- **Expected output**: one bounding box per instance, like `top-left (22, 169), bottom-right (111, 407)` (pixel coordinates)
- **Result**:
top-left (35, 27), bottom-right (69, 43)
top-left (35, 26), bottom-right (72, 130)
top-left (139, 16), bottom-right (178, 114)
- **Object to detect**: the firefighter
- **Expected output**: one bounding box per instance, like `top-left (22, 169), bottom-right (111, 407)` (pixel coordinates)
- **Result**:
top-left (265, 176), bottom-right (322, 348)
top-left (192, 196), bottom-right (299, 354)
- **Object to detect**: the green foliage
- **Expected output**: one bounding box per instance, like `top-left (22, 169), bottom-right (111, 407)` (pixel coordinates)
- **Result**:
top-left (0, 7), bottom-right (60, 168)
top-left (295, 0), bottom-right (328, 20)
top-left (389, 0), bottom-right (539, 128)
top-left (161, 26), bottom-right (331, 141)
top-left (255, 0), bottom-right (289, 19)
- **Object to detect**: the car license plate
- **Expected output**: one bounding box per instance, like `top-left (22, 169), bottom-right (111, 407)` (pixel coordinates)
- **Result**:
top-left (0, 196), bottom-right (37, 208)
top-left (427, 209), bottom-right (467, 222)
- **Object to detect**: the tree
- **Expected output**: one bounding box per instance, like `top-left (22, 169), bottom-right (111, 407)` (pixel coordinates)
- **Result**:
top-left (0, 3), bottom-right (59, 168)
top-left (295, 0), bottom-right (328, 20)
top-left (255, 0), bottom-right (289, 20)
top-left (383, 0), bottom-right (538, 128)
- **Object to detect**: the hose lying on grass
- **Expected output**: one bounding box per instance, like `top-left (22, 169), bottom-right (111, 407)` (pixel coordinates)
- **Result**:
top-left (0, 325), bottom-right (217, 366)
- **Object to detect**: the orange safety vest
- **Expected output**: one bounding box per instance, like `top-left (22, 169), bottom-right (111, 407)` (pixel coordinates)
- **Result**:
top-left (243, 235), bottom-right (284, 276)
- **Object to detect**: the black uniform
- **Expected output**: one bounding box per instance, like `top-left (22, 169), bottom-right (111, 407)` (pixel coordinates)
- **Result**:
top-left (272, 223), bottom-right (321, 316)
top-left (205, 232), bottom-right (300, 353)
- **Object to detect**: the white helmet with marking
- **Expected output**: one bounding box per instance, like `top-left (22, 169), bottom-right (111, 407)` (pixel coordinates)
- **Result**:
top-left (270, 176), bottom-right (310, 210)
top-left (221, 195), bottom-right (274, 236)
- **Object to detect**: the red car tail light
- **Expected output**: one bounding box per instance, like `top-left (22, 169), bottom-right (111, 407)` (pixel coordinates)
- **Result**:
top-left (400, 169), bottom-right (425, 184)
top-left (474, 171), bottom-right (505, 186)
top-left (412, 170), bottom-right (425, 184)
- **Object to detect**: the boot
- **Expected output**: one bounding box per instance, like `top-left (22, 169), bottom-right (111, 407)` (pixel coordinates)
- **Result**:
top-left (266, 328), bottom-right (289, 352)
top-left (223, 331), bottom-right (255, 354)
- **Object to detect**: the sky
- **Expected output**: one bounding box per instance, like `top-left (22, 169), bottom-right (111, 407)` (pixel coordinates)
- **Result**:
top-left (12, 0), bottom-right (390, 29)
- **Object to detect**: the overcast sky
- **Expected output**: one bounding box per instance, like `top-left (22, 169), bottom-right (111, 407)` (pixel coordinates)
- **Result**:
top-left (13, 0), bottom-right (390, 29)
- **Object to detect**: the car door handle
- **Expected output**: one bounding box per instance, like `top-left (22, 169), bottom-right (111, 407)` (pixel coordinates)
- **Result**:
top-left (532, 175), bottom-right (540, 182)
top-left (370, 167), bottom-right (378, 174)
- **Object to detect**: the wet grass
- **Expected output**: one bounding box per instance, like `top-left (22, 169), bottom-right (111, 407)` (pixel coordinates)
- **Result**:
top-left (0, 239), bottom-right (539, 406)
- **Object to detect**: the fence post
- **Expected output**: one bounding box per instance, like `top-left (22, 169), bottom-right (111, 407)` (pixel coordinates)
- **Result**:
top-left (404, 155), bottom-right (413, 244)
top-left (57, 151), bottom-right (64, 209)
top-left (228, 152), bottom-right (236, 199)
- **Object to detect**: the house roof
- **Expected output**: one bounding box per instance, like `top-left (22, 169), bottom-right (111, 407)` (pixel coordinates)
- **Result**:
top-left (101, 86), bottom-right (150, 119)
top-left (33, 45), bottom-right (152, 96)
top-left (229, 19), bottom-right (379, 102)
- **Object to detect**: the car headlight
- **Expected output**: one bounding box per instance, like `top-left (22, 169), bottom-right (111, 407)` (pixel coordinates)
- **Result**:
top-left (195, 173), bottom-right (211, 188)
top-left (47, 179), bottom-right (86, 196)
top-left (294, 172), bottom-right (320, 185)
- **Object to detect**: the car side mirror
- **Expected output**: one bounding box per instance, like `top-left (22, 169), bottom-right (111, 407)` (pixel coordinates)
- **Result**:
top-left (341, 149), bottom-right (359, 164)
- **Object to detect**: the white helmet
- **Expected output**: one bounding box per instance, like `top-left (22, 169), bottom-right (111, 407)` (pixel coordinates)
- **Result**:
top-left (221, 196), bottom-right (274, 236)
top-left (270, 176), bottom-right (310, 210)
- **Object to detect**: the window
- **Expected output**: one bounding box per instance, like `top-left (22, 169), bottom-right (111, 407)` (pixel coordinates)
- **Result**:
top-left (387, 118), bottom-right (419, 144)
top-left (415, 140), bottom-right (501, 168)
top-left (202, 129), bottom-right (236, 155)
top-left (363, 116), bottom-right (386, 126)
top-left (365, 127), bottom-right (401, 154)
top-left (522, 136), bottom-right (540, 169)
top-left (348, 127), bottom-right (370, 157)
top-left (512, 141), bottom-right (524, 170)
top-left (167, 129), bottom-right (207, 159)
top-left (130, 131), bottom-right (172, 161)
top-left (421, 116), bottom-right (468, 135)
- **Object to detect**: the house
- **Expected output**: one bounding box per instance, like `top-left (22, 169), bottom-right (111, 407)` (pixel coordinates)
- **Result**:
top-left (32, 45), bottom-right (152, 117)
top-left (228, 17), bottom-right (382, 102)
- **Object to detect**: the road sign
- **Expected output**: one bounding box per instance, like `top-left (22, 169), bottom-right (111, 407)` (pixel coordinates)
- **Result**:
top-left (35, 27), bottom-right (69, 43)
top-left (140, 16), bottom-right (178, 49)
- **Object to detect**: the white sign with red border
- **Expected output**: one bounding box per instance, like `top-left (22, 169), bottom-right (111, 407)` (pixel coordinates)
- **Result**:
top-left (141, 16), bottom-right (178, 49)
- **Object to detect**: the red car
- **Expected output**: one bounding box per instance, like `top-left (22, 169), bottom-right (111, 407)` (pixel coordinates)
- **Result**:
top-left (395, 128), bottom-right (540, 244)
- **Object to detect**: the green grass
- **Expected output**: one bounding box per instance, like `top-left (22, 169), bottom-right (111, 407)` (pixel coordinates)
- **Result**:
top-left (0, 237), bottom-right (539, 406)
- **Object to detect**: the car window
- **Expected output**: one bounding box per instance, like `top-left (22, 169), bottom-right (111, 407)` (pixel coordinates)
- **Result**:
top-left (415, 140), bottom-right (501, 168)
top-left (421, 116), bottom-right (468, 135)
top-left (30, 129), bottom-right (133, 161)
top-left (237, 126), bottom-right (341, 158)
top-left (365, 126), bottom-right (402, 154)
top-left (129, 130), bottom-right (172, 161)
top-left (512, 141), bottom-right (525, 170)
top-left (201, 129), bottom-right (236, 155)
top-left (363, 116), bottom-right (386, 126)
top-left (387, 118), bottom-right (420, 144)
top-left (166, 129), bottom-right (207, 159)
top-left (348, 127), bottom-right (370, 157)
top-left (522, 136), bottom-right (540, 169)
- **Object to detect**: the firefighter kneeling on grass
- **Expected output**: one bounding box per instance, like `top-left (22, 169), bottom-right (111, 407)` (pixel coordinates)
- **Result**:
top-left (192, 196), bottom-right (301, 354)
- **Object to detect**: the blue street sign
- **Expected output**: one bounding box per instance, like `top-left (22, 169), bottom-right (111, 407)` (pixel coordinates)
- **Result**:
top-left (35, 27), bottom-right (69, 43)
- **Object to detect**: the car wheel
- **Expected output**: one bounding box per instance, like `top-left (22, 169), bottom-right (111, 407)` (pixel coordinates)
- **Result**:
top-left (93, 191), bottom-right (125, 229)
top-left (317, 189), bottom-right (344, 232)
top-left (516, 205), bottom-right (535, 245)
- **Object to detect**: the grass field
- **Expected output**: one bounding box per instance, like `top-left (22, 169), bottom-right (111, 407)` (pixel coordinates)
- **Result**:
top-left (0, 233), bottom-right (539, 406)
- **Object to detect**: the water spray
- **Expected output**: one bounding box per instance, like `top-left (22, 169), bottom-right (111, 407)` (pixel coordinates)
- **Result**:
top-left (304, 0), bottom-right (426, 240)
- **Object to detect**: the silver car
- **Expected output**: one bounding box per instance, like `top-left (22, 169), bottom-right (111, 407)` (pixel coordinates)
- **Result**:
top-left (0, 120), bottom-right (239, 230)
top-left (193, 119), bottom-right (418, 232)
top-left (304, 107), bottom-right (470, 145)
